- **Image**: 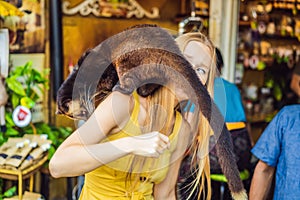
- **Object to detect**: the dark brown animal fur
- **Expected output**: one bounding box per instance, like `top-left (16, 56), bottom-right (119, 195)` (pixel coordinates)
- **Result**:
top-left (56, 24), bottom-right (246, 199)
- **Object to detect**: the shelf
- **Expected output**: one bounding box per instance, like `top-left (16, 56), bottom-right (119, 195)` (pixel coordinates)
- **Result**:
top-left (238, 1), bottom-right (299, 130)
top-left (260, 33), bottom-right (300, 41)
top-left (0, 154), bottom-right (48, 200)
top-left (246, 111), bottom-right (277, 123)
top-left (239, 20), bottom-right (251, 26)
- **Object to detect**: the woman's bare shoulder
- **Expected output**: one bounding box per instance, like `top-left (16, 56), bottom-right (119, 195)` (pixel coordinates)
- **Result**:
top-left (92, 91), bottom-right (134, 132)
top-left (99, 91), bottom-right (134, 110)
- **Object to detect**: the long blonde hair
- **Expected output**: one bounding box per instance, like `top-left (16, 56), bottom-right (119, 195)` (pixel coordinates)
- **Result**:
top-left (175, 32), bottom-right (217, 199)
top-left (127, 85), bottom-right (178, 190)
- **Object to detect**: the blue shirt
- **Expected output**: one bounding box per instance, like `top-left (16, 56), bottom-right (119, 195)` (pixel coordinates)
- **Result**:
top-left (183, 78), bottom-right (246, 123)
top-left (251, 105), bottom-right (300, 200)
top-left (214, 77), bottom-right (246, 122)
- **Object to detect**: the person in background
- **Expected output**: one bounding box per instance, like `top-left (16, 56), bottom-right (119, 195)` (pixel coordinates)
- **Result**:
top-left (290, 62), bottom-right (300, 98)
top-left (213, 48), bottom-right (246, 123)
top-left (249, 104), bottom-right (300, 200)
top-left (210, 48), bottom-right (253, 199)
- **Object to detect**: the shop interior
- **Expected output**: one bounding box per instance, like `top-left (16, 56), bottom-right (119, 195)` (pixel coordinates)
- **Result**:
top-left (0, 0), bottom-right (299, 199)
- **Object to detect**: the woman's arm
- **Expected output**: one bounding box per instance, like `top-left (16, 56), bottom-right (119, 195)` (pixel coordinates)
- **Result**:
top-left (249, 160), bottom-right (275, 200)
top-left (49, 92), bottom-right (170, 178)
top-left (153, 120), bottom-right (191, 200)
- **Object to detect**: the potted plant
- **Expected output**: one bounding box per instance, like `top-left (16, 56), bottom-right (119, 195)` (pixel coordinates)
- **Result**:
top-left (0, 60), bottom-right (73, 198)
top-left (2, 60), bottom-right (72, 162)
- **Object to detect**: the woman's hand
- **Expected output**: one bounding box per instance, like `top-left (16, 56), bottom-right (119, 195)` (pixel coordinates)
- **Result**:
top-left (130, 131), bottom-right (170, 157)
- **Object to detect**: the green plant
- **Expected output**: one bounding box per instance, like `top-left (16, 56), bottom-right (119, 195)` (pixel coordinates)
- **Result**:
top-left (2, 61), bottom-right (72, 160)
top-left (6, 61), bottom-right (49, 110)
top-left (0, 185), bottom-right (16, 200)
top-left (2, 61), bottom-right (49, 142)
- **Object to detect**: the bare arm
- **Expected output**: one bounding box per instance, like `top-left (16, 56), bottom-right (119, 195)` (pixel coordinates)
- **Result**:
top-left (290, 73), bottom-right (300, 97)
top-left (249, 160), bottom-right (275, 200)
top-left (153, 120), bottom-right (191, 200)
top-left (49, 92), bottom-right (170, 178)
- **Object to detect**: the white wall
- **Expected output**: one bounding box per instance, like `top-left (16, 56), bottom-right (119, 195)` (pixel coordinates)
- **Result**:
top-left (209, 0), bottom-right (239, 83)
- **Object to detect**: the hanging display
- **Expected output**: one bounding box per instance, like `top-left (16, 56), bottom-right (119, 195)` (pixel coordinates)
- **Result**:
top-left (2, 0), bottom-right (46, 53)
top-left (62, 0), bottom-right (160, 19)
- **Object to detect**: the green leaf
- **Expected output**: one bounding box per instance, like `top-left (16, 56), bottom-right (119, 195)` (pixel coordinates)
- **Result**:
top-left (46, 131), bottom-right (54, 140)
top-left (64, 126), bottom-right (73, 132)
top-left (273, 84), bottom-right (282, 101)
top-left (257, 61), bottom-right (266, 71)
top-left (0, 133), bottom-right (5, 146)
top-left (43, 68), bottom-right (50, 76)
top-left (282, 56), bottom-right (289, 63)
top-left (265, 78), bottom-right (274, 88)
top-left (11, 93), bottom-right (20, 109)
top-left (23, 61), bottom-right (33, 75)
top-left (58, 127), bottom-right (72, 138)
top-left (6, 78), bottom-right (26, 96)
top-left (35, 122), bottom-right (52, 134)
top-left (3, 186), bottom-right (16, 197)
top-left (10, 66), bottom-right (24, 76)
top-left (5, 113), bottom-right (14, 126)
top-left (23, 127), bottom-right (33, 134)
top-left (32, 69), bottom-right (46, 83)
top-left (5, 127), bottom-right (19, 136)
top-left (48, 146), bottom-right (56, 160)
top-left (20, 97), bottom-right (35, 108)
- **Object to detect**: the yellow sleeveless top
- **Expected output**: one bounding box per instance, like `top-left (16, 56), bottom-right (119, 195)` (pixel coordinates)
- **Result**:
top-left (79, 92), bottom-right (182, 200)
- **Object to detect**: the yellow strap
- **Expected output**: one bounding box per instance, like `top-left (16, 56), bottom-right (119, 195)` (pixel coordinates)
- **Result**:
top-left (225, 122), bottom-right (246, 131)
top-left (131, 91), bottom-right (140, 123)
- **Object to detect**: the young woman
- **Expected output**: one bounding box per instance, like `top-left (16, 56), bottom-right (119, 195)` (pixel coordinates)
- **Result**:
top-left (175, 32), bottom-right (217, 199)
top-left (50, 84), bottom-right (192, 199)
top-left (176, 32), bottom-right (248, 200)
top-left (49, 27), bottom-right (216, 199)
